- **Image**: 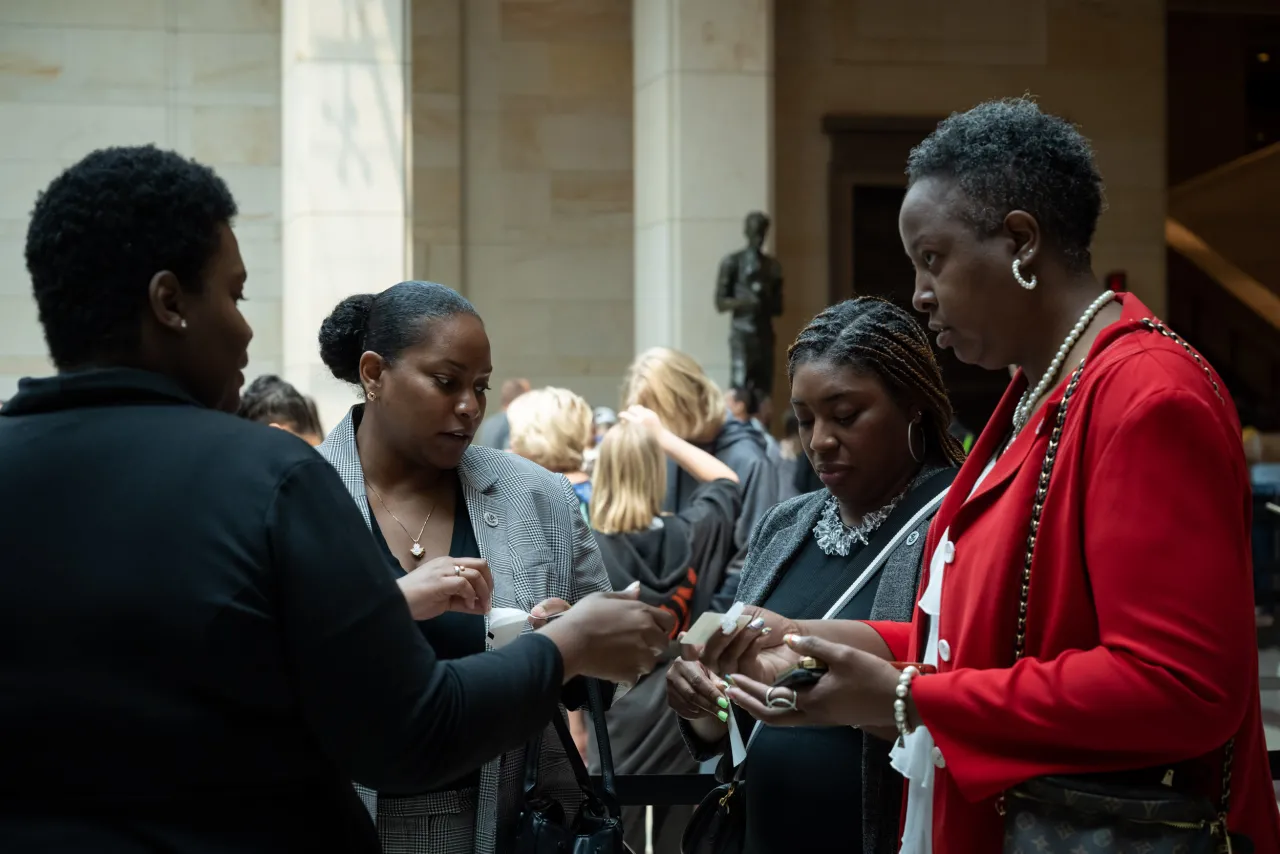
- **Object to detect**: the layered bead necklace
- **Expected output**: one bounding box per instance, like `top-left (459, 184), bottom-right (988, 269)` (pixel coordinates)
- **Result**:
top-left (813, 488), bottom-right (907, 557)
top-left (1011, 289), bottom-right (1116, 436)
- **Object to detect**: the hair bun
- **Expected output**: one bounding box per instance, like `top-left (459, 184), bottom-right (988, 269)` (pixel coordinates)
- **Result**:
top-left (318, 293), bottom-right (375, 385)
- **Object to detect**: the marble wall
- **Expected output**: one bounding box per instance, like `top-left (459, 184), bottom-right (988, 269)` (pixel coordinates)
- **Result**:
top-left (281, 0), bottom-right (410, 430)
top-left (773, 0), bottom-right (1167, 394)
top-left (0, 0), bottom-right (283, 401)
top-left (414, 0), bottom-right (634, 410)
top-left (411, 0), bottom-right (462, 290)
top-left (632, 0), bottom-right (772, 391)
top-left (0, 0), bottom-right (1169, 419)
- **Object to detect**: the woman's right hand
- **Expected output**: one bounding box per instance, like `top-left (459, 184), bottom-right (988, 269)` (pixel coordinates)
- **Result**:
top-left (666, 658), bottom-right (729, 723)
top-left (619, 405), bottom-right (664, 436)
top-left (538, 584), bottom-right (676, 684)
top-left (397, 556), bottom-right (493, 620)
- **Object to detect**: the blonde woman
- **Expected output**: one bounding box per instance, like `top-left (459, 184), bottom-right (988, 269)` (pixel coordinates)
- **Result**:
top-left (623, 348), bottom-right (779, 611)
top-left (506, 387), bottom-right (594, 521)
top-left (505, 386), bottom-right (598, 759)
top-left (588, 405), bottom-right (743, 854)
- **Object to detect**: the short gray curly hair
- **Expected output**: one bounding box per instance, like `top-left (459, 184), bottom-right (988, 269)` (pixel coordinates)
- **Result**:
top-left (906, 96), bottom-right (1105, 272)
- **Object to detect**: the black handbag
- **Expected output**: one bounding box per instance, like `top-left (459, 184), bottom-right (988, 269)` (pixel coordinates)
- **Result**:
top-left (1000, 352), bottom-right (1250, 854)
top-left (516, 678), bottom-right (628, 854)
top-left (680, 756), bottom-right (746, 854)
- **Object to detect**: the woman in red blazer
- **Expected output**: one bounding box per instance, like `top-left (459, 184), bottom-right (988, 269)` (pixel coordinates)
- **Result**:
top-left (717, 97), bottom-right (1280, 852)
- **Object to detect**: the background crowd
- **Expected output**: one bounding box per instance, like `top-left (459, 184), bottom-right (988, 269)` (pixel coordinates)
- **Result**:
top-left (2, 96), bottom-right (1279, 854)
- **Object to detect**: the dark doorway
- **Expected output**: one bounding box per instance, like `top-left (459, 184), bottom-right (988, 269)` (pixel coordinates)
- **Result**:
top-left (852, 185), bottom-right (914, 306)
top-left (824, 116), bottom-right (1009, 436)
top-left (848, 184), bottom-right (1005, 435)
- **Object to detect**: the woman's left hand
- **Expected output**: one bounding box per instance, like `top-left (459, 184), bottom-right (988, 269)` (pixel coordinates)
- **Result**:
top-left (725, 634), bottom-right (906, 729)
top-left (696, 605), bottom-right (799, 680)
top-left (398, 556), bottom-right (493, 620)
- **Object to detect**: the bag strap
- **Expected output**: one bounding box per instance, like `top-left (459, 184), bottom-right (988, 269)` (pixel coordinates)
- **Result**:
top-left (522, 679), bottom-right (621, 817)
top-left (1013, 353), bottom-right (1234, 821)
top-left (522, 725), bottom-right (544, 802)
top-left (586, 678), bottom-right (621, 817)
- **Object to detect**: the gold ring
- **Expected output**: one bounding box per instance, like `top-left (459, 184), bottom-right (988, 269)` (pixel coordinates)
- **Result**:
top-left (453, 565), bottom-right (464, 576)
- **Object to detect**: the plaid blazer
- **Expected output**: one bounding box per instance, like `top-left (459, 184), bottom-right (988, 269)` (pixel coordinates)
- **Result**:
top-left (319, 407), bottom-right (613, 854)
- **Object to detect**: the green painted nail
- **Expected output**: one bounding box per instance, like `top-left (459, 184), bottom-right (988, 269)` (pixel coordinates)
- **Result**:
top-left (717, 709), bottom-right (729, 722)
top-left (717, 696), bottom-right (729, 709)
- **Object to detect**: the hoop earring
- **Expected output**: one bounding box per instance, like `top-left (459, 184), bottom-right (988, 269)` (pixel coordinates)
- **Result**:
top-left (1012, 258), bottom-right (1037, 290)
top-left (907, 418), bottom-right (925, 463)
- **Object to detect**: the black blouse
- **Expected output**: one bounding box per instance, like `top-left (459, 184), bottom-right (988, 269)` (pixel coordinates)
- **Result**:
top-left (368, 481), bottom-right (485, 793)
top-left (742, 534), bottom-right (882, 854)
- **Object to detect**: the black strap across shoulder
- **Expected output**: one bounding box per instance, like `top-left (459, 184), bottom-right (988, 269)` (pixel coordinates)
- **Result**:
top-left (522, 677), bottom-right (619, 818)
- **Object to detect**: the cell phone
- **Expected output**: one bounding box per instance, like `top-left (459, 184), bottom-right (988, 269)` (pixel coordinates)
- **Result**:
top-left (772, 656), bottom-right (828, 690)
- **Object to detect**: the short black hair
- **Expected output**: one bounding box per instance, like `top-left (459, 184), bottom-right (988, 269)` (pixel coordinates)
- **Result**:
top-left (906, 96), bottom-right (1104, 272)
top-left (318, 281), bottom-right (479, 386)
top-left (788, 297), bottom-right (966, 467)
top-left (25, 145), bottom-right (238, 369)
top-left (237, 374), bottom-right (324, 437)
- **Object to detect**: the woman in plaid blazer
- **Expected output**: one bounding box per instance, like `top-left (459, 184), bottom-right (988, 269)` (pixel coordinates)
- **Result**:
top-left (316, 281), bottom-right (631, 854)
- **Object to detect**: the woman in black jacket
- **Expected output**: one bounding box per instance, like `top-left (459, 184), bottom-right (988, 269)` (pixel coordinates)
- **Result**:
top-left (0, 145), bottom-right (672, 854)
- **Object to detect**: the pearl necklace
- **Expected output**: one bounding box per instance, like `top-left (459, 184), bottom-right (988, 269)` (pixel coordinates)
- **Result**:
top-left (1012, 290), bottom-right (1116, 435)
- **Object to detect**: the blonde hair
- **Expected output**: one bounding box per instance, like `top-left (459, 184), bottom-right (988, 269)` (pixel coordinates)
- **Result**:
top-left (506, 387), bottom-right (593, 473)
top-left (590, 420), bottom-right (667, 535)
top-left (622, 348), bottom-right (725, 442)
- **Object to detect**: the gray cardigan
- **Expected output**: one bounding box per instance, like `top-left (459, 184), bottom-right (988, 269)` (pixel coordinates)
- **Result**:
top-left (681, 465), bottom-right (953, 854)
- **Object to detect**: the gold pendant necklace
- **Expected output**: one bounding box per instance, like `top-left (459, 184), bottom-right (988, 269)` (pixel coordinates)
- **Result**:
top-left (366, 483), bottom-right (436, 559)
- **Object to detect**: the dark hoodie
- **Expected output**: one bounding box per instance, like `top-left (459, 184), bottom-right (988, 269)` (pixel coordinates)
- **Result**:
top-left (588, 479), bottom-right (741, 780)
top-left (662, 418), bottom-right (779, 612)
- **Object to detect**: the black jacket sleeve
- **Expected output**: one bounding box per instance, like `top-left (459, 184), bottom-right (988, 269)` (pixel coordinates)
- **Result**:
top-left (709, 452), bottom-right (779, 612)
top-left (679, 478), bottom-right (743, 544)
top-left (266, 458), bottom-right (566, 793)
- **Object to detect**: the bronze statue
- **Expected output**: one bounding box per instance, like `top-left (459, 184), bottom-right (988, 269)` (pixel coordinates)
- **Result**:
top-left (716, 211), bottom-right (783, 395)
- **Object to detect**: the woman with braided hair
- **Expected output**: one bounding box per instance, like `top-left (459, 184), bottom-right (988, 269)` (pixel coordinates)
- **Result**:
top-left (668, 296), bottom-right (963, 854)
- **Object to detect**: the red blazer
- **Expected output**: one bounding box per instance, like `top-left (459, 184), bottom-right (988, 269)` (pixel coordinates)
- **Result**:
top-left (867, 294), bottom-right (1280, 852)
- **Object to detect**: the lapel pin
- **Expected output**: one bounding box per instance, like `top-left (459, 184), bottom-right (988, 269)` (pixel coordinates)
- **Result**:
top-left (483, 511), bottom-right (499, 527)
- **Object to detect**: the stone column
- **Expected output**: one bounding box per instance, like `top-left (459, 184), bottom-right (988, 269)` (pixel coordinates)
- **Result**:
top-left (410, 0), bottom-right (462, 288)
top-left (632, 0), bottom-right (773, 386)
top-left (281, 0), bottom-right (411, 430)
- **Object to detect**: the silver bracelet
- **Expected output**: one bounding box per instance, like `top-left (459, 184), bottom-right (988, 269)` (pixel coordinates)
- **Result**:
top-left (894, 666), bottom-right (919, 747)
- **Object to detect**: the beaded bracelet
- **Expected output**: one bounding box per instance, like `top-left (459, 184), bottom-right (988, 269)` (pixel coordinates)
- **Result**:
top-left (894, 665), bottom-right (919, 747)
